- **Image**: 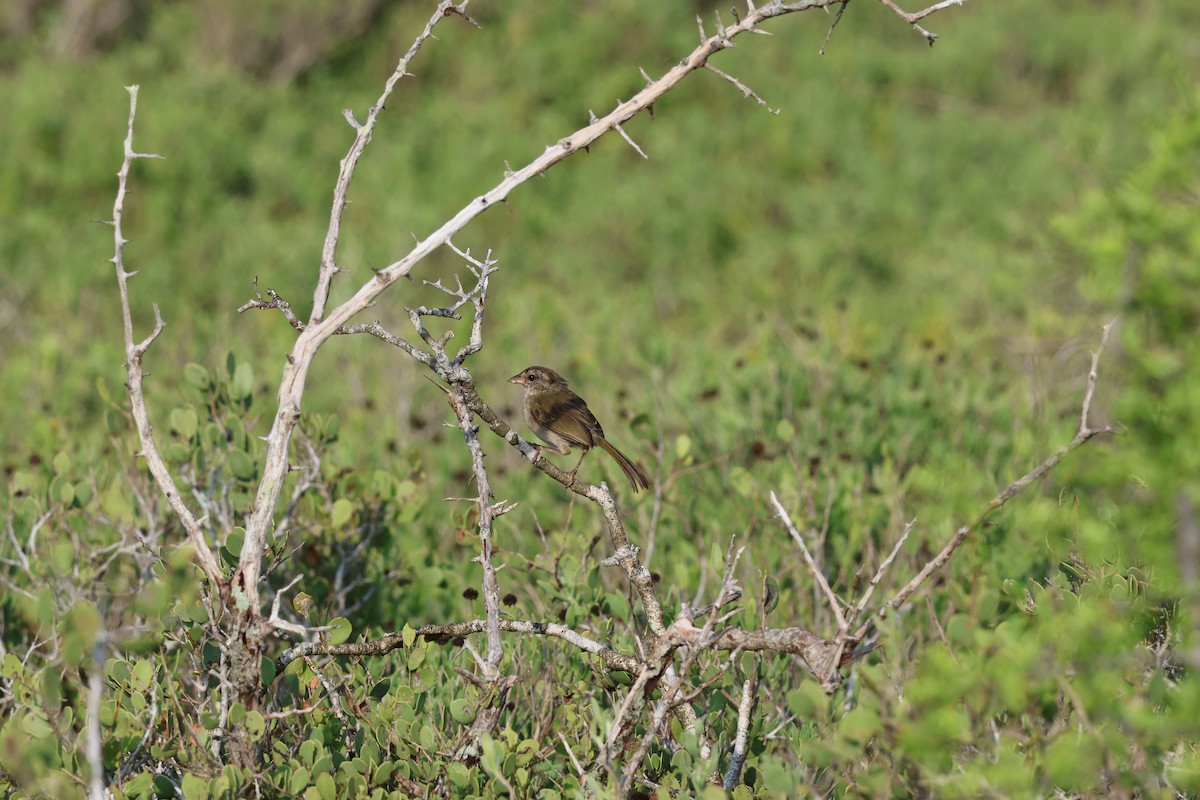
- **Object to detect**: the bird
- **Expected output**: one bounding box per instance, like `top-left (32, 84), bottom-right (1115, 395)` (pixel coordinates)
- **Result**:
top-left (508, 366), bottom-right (651, 492)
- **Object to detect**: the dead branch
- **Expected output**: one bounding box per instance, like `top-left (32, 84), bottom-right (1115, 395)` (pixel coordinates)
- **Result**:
top-left (108, 85), bottom-right (224, 591)
top-left (857, 320), bottom-right (1119, 640)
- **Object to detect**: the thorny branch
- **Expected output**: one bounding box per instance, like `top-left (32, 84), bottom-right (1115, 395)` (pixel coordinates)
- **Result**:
top-left (859, 319), bottom-right (1119, 639)
top-left (108, 85), bottom-right (224, 591)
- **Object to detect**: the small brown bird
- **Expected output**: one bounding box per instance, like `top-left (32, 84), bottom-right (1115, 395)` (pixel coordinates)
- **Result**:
top-left (509, 366), bottom-right (651, 492)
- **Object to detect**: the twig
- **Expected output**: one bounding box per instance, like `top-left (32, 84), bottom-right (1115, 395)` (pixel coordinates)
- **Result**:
top-left (818, 518), bottom-right (913, 688)
top-left (820, 0), bottom-right (850, 54)
top-left (704, 64), bottom-right (780, 114)
top-left (875, 0), bottom-right (971, 45)
top-left (770, 490), bottom-right (847, 630)
top-left (723, 678), bottom-right (755, 789)
top-left (303, 655), bottom-right (357, 754)
top-left (268, 574), bottom-right (307, 637)
top-left (276, 617), bottom-right (642, 676)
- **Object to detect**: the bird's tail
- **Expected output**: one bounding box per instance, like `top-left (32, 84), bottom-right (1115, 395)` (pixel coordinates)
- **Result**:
top-left (597, 437), bottom-right (651, 493)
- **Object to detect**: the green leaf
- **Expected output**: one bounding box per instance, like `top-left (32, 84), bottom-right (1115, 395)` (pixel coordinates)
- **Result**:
top-left (153, 773), bottom-right (175, 797)
top-left (22, 713), bottom-right (53, 738)
top-left (449, 698), bottom-right (476, 725)
top-left (326, 617), bottom-right (352, 645)
top-left (232, 362), bottom-right (254, 400)
top-left (125, 773), bottom-right (153, 795)
top-left (228, 450), bottom-right (257, 481)
top-left (184, 363), bottom-right (210, 389)
top-left (224, 528), bottom-right (245, 557)
top-left (446, 763), bottom-right (471, 788)
top-left (402, 624), bottom-right (416, 649)
top-left (170, 406), bottom-right (199, 440)
top-left (315, 772), bottom-right (335, 800)
top-left (288, 767), bottom-right (311, 795)
top-left (675, 434), bottom-right (692, 460)
top-left (132, 658), bottom-right (154, 692)
top-left (245, 710), bottom-right (266, 740)
top-left (180, 773), bottom-right (209, 800)
top-left (331, 498), bottom-right (355, 528)
top-left (261, 656), bottom-right (277, 686)
top-left (786, 683), bottom-right (827, 719)
top-left (53, 542), bottom-right (75, 573)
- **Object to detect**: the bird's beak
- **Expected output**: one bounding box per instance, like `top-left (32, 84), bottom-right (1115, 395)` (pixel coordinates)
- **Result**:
top-left (508, 373), bottom-right (526, 385)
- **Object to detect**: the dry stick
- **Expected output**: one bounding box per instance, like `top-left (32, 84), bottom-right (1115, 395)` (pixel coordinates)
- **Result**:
top-left (819, 0), bottom-right (851, 55)
top-left (771, 491), bottom-right (847, 631)
top-left (817, 519), bottom-right (914, 688)
top-left (876, 0), bottom-right (971, 44)
top-left (723, 678), bottom-right (755, 790)
top-left (302, 655), bottom-right (357, 755)
top-left (275, 618), bottom-right (641, 675)
top-left (853, 320), bottom-right (1119, 642)
top-left (108, 86), bottom-right (223, 590)
top-left (237, 0), bottom-right (973, 615)
top-left (86, 638), bottom-right (107, 800)
top-left (614, 541), bottom-right (745, 789)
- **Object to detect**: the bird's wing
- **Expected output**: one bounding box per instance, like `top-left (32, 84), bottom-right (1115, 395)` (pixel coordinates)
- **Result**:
top-left (531, 394), bottom-right (603, 448)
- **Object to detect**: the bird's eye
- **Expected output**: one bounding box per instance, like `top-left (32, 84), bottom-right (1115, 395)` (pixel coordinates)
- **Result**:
top-left (527, 371), bottom-right (537, 380)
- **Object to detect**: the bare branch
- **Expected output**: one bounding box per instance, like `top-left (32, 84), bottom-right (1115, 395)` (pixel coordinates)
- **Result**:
top-left (86, 639), bottom-right (106, 800)
top-left (876, 0), bottom-right (971, 44)
top-left (446, 386), bottom-right (505, 679)
top-left (818, 518), bottom-right (914, 688)
top-left (770, 490), bottom-right (846, 630)
top-left (723, 678), bottom-right (755, 789)
top-left (309, 1), bottom-right (465, 325)
top-left (275, 617), bottom-right (643, 677)
top-left (859, 320), bottom-right (1118, 639)
top-left (110, 86), bottom-right (223, 590)
top-left (303, 656), bottom-right (357, 755)
top-left (705, 64), bottom-right (780, 114)
top-left (820, 0), bottom-right (850, 55)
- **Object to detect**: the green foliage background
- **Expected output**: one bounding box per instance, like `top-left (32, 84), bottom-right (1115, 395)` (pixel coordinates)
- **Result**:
top-left (2, 0), bottom-right (1199, 797)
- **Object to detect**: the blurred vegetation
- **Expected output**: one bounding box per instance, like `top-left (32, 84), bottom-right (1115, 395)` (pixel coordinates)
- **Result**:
top-left (2, 0), bottom-right (1199, 797)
